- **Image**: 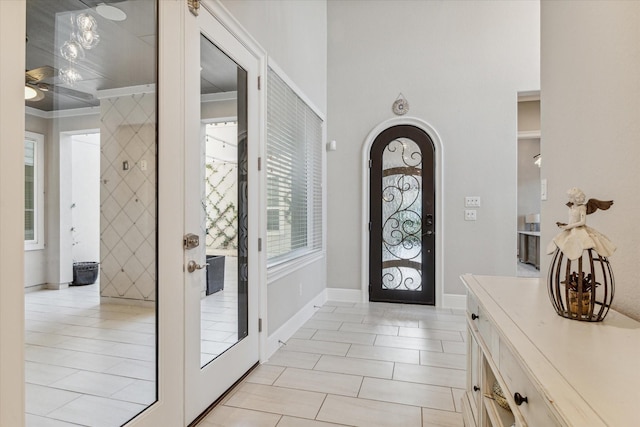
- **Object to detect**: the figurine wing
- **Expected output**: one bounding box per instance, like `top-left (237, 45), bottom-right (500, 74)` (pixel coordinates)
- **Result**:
top-left (585, 199), bottom-right (614, 215)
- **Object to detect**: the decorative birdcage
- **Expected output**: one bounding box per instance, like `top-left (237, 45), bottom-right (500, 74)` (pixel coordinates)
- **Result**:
top-left (547, 248), bottom-right (614, 322)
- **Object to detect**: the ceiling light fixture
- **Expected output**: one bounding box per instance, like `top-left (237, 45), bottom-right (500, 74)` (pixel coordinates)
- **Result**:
top-left (24, 86), bottom-right (37, 100)
top-left (96, 3), bottom-right (127, 21)
top-left (24, 85), bottom-right (45, 101)
top-left (74, 13), bottom-right (100, 49)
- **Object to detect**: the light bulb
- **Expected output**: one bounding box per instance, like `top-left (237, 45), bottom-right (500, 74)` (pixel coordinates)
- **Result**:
top-left (60, 40), bottom-right (85, 62)
top-left (59, 67), bottom-right (82, 85)
top-left (74, 30), bottom-right (100, 50)
top-left (76, 13), bottom-right (98, 32)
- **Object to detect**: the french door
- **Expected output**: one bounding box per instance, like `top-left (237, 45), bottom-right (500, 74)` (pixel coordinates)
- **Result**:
top-left (2, 1), bottom-right (260, 425)
top-left (369, 125), bottom-right (436, 305)
top-left (183, 5), bottom-right (260, 424)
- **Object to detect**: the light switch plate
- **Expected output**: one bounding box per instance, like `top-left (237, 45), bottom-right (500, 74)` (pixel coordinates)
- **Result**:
top-left (464, 209), bottom-right (477, 221)
top-left (541, 179), bottom-right (547, 201)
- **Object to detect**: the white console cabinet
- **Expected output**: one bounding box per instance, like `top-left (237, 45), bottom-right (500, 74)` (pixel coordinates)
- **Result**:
top-left (460, 274), bottom-right (640, 427)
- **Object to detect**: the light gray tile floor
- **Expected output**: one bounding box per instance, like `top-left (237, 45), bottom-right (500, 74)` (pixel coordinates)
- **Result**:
top-left (24, 284), bottom-right (156, 426)
top-left (517, 260), bottom-right (540, 277)
top-left (199, 300), bottom-right (466, 427)
top-left (26, 287), bottom-right (466, 426)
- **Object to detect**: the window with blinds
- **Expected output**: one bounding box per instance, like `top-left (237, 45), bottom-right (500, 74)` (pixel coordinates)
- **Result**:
top-left (266, 67), bottom-right (323, 266)
top-left (24, 131), bottom-right (44, 250)
top-left (24, 139), bottom-right (35, 241)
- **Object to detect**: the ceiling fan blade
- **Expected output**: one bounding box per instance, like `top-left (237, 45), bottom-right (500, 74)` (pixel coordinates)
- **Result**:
top-left (25, 65), bottom-right (56, 83)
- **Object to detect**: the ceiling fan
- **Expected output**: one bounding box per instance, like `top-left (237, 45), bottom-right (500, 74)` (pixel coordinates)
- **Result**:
top-left (25, 65), bottom-right (94, 102)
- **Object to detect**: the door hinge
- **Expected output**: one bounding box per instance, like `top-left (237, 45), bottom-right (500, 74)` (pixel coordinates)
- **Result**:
top-left (258, 76), bottom-right (261, 90)
top-left (187, 0), bottom-right (200, 16)
top-left (258, 238), bottom-right (262, 252)
top-left (258, 156), bottom-right (262, 171)
top-left (369, 159), bottom-right (372, 168)
top-left (258, 318), bottom-right (262, 333)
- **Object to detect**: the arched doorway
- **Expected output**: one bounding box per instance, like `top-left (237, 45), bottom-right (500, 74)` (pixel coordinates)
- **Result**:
top-left (369, 125), bottom-right (436, 304)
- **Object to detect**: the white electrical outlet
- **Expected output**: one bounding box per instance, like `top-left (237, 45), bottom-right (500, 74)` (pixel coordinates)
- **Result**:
top-left (140, 160), bottom-right (147, 171)
top-left (465, 209), bottom-right (477, 221)
top-left (541, 179), bottom-right (547, 201)
top-left (465, 196), bottom-right (481, 207)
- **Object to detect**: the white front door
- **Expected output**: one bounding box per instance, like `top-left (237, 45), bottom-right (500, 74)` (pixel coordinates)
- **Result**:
top-left (183, 6), bottom-right (260, 424)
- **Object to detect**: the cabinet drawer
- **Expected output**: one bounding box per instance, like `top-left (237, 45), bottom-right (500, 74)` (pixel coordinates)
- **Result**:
top-left (468, 331), bottom-right (481, 423)
top-left (499, 342), bottom-right (560, 427)
top-left (467, 291), bottom-right (479, 323)
top-left (470, 304), bottom-right (500, 361)
top-left (476, 306), bottom-right (492, 348)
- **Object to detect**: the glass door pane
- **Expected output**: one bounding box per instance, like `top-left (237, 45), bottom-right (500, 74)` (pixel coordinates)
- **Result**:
top-left (24, 1), bottom-right (158, 425)
top-left (199, 34), bottom-right (248, 367)
top-left (381, 138), bottom-right (423, 291)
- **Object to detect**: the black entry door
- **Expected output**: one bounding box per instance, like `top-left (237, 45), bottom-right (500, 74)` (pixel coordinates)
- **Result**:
top-left (369, 125), bottom-right (435, 304)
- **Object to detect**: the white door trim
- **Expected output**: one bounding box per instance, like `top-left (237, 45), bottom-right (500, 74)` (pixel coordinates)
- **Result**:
top-left (361, 117), bottom-right (445, 306)
top-left (129, 0), bottom-right (186, 424)
top-left (0, 1), bottom-right (26, 425)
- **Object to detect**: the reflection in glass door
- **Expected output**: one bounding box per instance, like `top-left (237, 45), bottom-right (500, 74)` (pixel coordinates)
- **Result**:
top-left (198, 30), bottom-right (249, 364)
top-left (24, 1), bottom-right (158, 425)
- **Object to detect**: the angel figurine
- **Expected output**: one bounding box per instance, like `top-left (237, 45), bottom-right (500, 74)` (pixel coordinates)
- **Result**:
top-left (546, 187), bottom-right (616, 260)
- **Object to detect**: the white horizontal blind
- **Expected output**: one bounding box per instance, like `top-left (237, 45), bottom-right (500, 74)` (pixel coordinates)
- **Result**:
top-left (266, 67), bottom-right (322, 265)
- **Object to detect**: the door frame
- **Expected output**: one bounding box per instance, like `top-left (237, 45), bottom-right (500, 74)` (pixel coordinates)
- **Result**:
top-left (361, 117), bottom-right (444, 306)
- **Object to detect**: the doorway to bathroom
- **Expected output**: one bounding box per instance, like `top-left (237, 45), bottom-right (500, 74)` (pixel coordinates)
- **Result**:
top-left (517, 93), bottom-right (541, 277)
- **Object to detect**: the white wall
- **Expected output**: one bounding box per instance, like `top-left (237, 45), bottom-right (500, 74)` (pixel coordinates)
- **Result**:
top-left (220, 0), bottom-right (328, 333)
top-left (327, 0), bottom-right (540, 297)
top-left (71, 133), bottom-right (100, 264)
top-left (220, 0), bottom-right (327, 113)
top-left (541, 1), bottom-right (640, 320)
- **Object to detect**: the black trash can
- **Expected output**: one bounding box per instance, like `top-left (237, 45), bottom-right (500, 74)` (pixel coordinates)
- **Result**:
top-left (72, 262), bottom-right (99, 286)
top-left (206, 255), bottom-right (225, 295)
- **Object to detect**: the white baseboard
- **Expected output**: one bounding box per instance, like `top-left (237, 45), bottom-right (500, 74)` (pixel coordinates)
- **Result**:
top-left (326, 288), bottom-right (362, 303)
top-left (264, 290), bottom-right (327, 361)
top-left (46, 283), bottom-right (70, 290)
top-left (442, 293), bottom-right (467, 309)
top-left (324, 288), bottom-right (464, 309)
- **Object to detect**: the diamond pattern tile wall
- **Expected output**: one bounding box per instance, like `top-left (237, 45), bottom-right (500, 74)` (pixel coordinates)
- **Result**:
top-left (100, 93), bottom-right (157, 302)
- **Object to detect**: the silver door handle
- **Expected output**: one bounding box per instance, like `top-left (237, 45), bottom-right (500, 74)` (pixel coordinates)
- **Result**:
top-left (423, 230), bottom-right (434, 236)
top-left (187, 260), bottom-right (208, 273)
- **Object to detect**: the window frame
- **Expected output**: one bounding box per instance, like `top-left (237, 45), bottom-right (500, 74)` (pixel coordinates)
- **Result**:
top-left (24, 131), bottom-right (45, 251)
top-left (265, 62), bottom-right (325, 272)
